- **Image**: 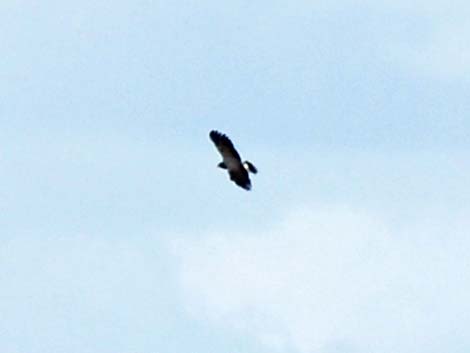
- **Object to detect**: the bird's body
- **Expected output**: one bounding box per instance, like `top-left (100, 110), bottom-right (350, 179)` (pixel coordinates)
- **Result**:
top-left (209, 130), bottom-right (257, 190)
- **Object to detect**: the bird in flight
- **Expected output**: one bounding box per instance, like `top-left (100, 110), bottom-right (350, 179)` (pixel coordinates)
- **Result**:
top-left (209, 130), bottom-right (257, 190)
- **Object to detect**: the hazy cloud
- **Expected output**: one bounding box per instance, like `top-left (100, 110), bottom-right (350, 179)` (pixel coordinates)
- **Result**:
top-left (173, 206), bottom-right (470, 353)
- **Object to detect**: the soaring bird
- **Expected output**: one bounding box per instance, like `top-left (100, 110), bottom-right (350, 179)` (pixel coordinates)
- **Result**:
top-left (209, 130), bottom-right (257, 190)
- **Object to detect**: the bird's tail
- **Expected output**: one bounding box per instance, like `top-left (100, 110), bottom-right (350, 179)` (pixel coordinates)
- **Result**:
top-left (243, 161), bottom-right (258, 174)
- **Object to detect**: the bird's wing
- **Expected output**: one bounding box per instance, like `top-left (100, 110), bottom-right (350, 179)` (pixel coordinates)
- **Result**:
top-left (229, 168), bottom-right (252, 190)
top-left (209, 130), bottom-right (242, 166)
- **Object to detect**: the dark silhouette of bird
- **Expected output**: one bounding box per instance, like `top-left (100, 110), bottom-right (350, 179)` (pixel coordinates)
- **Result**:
top-left (209, 130), bottom-right (257, 190)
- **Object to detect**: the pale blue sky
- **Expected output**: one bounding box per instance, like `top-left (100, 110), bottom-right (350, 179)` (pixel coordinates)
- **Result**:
top-left (1, 1), bottom-right (469, 353)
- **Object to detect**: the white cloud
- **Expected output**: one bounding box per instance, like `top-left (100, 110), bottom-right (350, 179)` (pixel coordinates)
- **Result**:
top-left (172, 206), bottom-right (470, 353)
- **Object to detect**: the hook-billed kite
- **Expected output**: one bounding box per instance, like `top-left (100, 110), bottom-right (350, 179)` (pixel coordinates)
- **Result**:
top-left (209, 130), bottom-right (257, 190)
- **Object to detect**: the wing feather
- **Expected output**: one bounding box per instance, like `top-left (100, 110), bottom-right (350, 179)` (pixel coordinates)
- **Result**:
top-left (229, 168), bottom-right (251, 190)
top-left (209, 130), bottom-right (242, 163)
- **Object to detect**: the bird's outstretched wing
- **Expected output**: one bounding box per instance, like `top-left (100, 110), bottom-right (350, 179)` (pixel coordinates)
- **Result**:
top-left (209, 130), bottom-right (241, 163)
top-left (229, 169), bottom-right (251, 190)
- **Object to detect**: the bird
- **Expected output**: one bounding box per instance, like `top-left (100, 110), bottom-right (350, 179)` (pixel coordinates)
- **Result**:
top-left (209, 130), bottom-right (257, 190)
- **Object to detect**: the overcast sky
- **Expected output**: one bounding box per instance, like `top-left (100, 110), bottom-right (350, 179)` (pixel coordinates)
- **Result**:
top-left (1, 1), bottom-right (470, 353)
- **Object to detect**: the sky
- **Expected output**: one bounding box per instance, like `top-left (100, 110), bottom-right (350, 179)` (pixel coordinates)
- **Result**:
top-left (1, 1), bottom-right (470, 352)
